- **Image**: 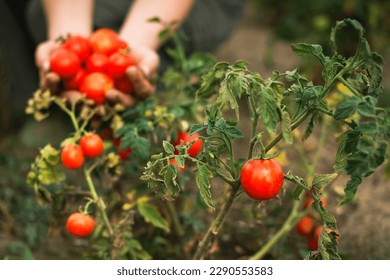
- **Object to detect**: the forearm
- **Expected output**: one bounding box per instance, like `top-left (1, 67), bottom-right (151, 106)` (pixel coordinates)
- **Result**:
top-left (119, 0), bottom-right (195, 50)
top-left (43, 0), bottom-right (94, 40)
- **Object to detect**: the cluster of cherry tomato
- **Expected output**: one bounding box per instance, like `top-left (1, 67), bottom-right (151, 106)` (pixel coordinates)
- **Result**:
top-left (240, 158), bottom-right (284, 201)
top-left (50, 28), bottom-right (134, 104)
top-left (295, 193), bottom-right (331, 250)
top-left (61, 133), bottom-right (104, 169)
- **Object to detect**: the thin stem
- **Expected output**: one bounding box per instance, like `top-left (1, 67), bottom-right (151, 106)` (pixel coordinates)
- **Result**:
top-left (83, 167), bottom-right (114, 236)
top-left (166, 201), bottom-right (185, 237)
top-left (249, 200), bottom-right (307, 260)
top-left (53, 99), bottom-right (80, 132)
top-left (193, 183), bottom-right (240, 260)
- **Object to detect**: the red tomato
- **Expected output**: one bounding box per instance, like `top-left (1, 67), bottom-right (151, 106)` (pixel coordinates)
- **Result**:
top-left (66, 212), bottom-right (95, 238)
top-left (64, 68), bottom-right (86, 90)
top-left (114, 76), bottom-right (132, 94)
top-left (89, 28), bottom-right (120, 55)
top-left (304, 196), bottom-right (327, 209)
top-left (113, 139), bottom-right (132, 161)
top-left (307, 226), bottom-right (323, 250)
top-left (118, 39), bottom-right (129, 50)
top-left (80, 133), bottom-right (104, 158)
top-left (86, 53), bottom-right (109, 73)
top-left (50, 48), bottom-right (81, 78)
top-left (173, 132), bottom-right (203, 158)
top-left (80, 72), bottom-right (113, 104)
top-left (170, 158), bottom-right (184, 173)
top-left (240, 159), bottom-right (284, 200)
top-left (295, 216), bottom-right (315, 237)
top-left (61, 144), bottom-right (84, 169)
top-left (63, 35), bottom-right (91, 62)
top-left (107, 51), bottom-right (134, 78)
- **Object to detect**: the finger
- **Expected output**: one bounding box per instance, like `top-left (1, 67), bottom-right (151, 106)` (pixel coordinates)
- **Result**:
top-left (61, 90), bottom-right (83, 103)
top-left (106, 88), bottom-right (136, 107)
top-left (126, 66), bottom-right (155, 99)
top-left (41, 72), bottom-right (61, 93)
top-left (96, 105), bottom-right (106, 116)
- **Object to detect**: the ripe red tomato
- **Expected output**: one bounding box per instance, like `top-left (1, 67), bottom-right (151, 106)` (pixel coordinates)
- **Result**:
top-left (307, 226), bottom-right (322, 250)
top-left (80, 133), bottom-right (104, 158)
top-left (295, 216), bottom-right (315, 237)
top-left (118, 39), bottom-right (129, 50)
top-left (304, 196), bottom-right (327, 209)
top-left (80, 72), bottom-right (113, 104)
top-left (61, 144), bottom-right (84, 169)
top-left (89, 28), bottom-right (120, 55)
top-left (64, 68), bottom-right (86, 90)
top-left (240, 159), bottom-right (284, 200)
top-left (113, 139), bottom-right (132, 161)
top-left (66, 212), bottom-right (95, 238)
top-left (86, 53), bottom-right (109, 73)
top-left (107, 51), bottom-right (134, 78)
top-left (50, 48), bottom-right (81, 78)
top-left (170, 158), bottom-right (184, 172)
top-left (173, 132), bottom-right (203, 158)
top-left (63, 35), bottom-right (91, 62)
top-left (114, 76), bottom-right (132, 94)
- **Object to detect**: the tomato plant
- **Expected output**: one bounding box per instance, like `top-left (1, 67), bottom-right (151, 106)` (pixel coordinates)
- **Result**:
top-left (50, 48), bottom-right (81, 78)
top-left (80, 133), bottom-right (104, 158)
top-left (25, 19), bottom-right (388, 261)
top-left (66, 212), bottom-right (95, 238)
top-left (61, 144), bottom-right (84, 169)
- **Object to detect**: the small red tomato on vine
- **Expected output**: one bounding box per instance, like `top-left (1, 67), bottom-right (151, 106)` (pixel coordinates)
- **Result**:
top-left (173, 132), bottom-right (203, 158)
top-left (86, 53), bottom-right (109, 73)
top-left (295, 216), bottom-right (315, 237)
top-left (66, 212), bottom-right (95, 238)
top-left (113, 139), bottom-right (132, 161)
top-left (170, 158), bottom-right (184, 173)
top-left (61, 144), bottom-right (84, 169)
top-left (307, 226), bottom-right (323, 250)
top-left (80, 133), bottom-right (104, 158)
top-left (50, 48), bottom-right (81, 78)
top-left (240, 158), bottom-right (284, 200)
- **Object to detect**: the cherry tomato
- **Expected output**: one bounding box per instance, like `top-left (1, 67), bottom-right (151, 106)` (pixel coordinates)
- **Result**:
top-left (113, 139), bottom-right (132, 161)
top-left (50, 48), bottom-right (81, 78)
top-left (304, 196), bottom-right (327, 209)
top-left (64, 68), bottom-right (86, 90)
top-left (89, 28), bottom-right (120, 55)
top-left (114, 76), bottom-right (132, 94)
top-left (107, 51), bottom-right (134, 78)
top-left (170, 158), bottom-right (184, 173)
top-left (80, 72), bottom-right (113, 104)
top-left (240, 159), bottom-right (284, 200)
top-left (80, 133), bottom-right (104, 158)
top-left (61, 144), bottom-right (84, 169)
top-left (63, 35), bottom-right (91, 63)
top-left (173, 132), bottom-right (203, 158)
top-left (86, 53), bottom-right (109, 73)
top-left (66, 212), bottom-right (95, 238)
top-left (307, 226), bottom-right (322, 250)
top-left (118, 39), bottom-right (129, 50)
top-left (295, 216), bottom-right (315, 237)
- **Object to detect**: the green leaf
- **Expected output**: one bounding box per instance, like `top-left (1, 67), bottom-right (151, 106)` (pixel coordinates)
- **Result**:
top-left (137, 202), bottom-right (169, 231)
top-left (340, 175), bottom-right (362, 205)
top-left (163, 164), bottom-right (181, 198)
top-left (162, 141), bottom-right (175, 154)
top-left (189, 124), bottom-right (206, 135)
top-left (257, 87), bottom-right (279, 133)
top-left (195, 163), bottom-right (214, 209)
top-left (291, 43), bottom-right (323, 57)
top-left (312, 173), bottom-right (338, 189)
top-left (281, 110), bottom-right (293, 144)
top-left (334, 96), bottom-right (360, 120)
top-left (174, 155), bottom-right (185, 168)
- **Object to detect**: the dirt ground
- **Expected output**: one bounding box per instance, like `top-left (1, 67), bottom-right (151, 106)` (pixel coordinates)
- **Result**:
top-left (213, 2), bottom-right (390, 259)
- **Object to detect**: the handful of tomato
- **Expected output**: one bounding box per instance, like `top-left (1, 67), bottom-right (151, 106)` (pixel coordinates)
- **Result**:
top-left (49, 29), bottom-right (134, 104)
